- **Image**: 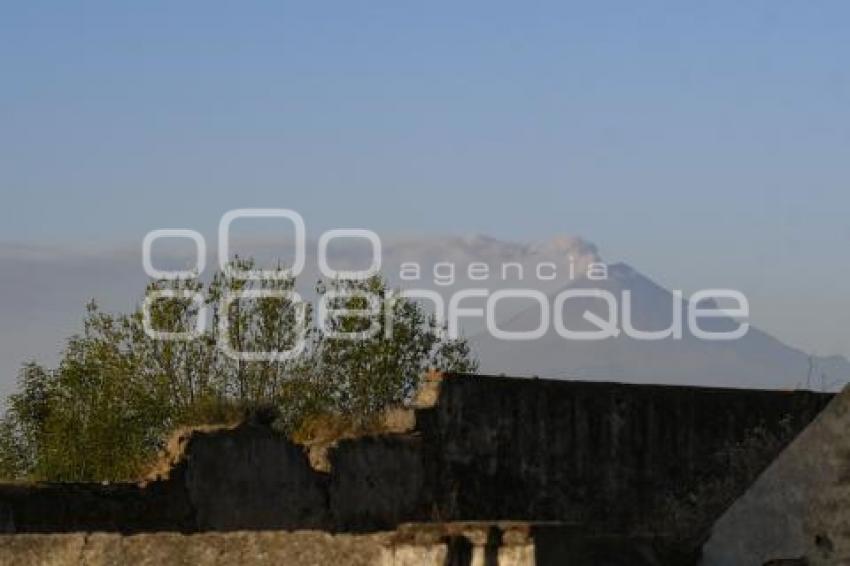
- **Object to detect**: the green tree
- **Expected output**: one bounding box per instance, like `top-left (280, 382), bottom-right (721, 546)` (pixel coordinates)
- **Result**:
top-left (310, 276), bottom-right (474, 416)
top-left (0, 260), bottom-right (477, 481)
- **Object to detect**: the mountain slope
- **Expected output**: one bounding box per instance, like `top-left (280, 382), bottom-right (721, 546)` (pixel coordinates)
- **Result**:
top-left (473, 263), bottom-right (850, 390)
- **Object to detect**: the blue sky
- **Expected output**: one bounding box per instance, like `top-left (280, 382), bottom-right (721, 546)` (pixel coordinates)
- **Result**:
top-left (1, 1), bottom-right (849, 357)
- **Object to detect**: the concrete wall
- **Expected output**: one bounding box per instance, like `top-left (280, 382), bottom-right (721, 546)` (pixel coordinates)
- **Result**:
top-left (0, 374), bottom-right (831, 544)
top-left (182, 426), bottom-right (329, 531)
top-left (416, 375), bottom-right (829, 532)
top-left (801, 388), bottom-right (850, 566)
top-left (701, 387), bottom-right (850, 566)
top-left (0, 522), bottom-right (687, 566)
top-left (0, 531), bottom-right (396, 566)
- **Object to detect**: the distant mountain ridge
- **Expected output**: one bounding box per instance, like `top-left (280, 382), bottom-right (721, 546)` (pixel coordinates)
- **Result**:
top-left (1, 236), bottom-right (846, 395)
top-left (473, 262), bottom-right (850, 391)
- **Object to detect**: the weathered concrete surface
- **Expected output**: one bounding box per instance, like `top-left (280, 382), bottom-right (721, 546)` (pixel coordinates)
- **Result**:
top-left (0, 374), bottom-right (831, 544)
top-left (802, 391), bottom-right (850, 565)
top-left (182, 426), bottom-right (328, 531)
top-left (701, 387), bottom-right (850, 566)
top-left (0, 531), bottom-right (393, 566)
top-left (0, 424), bottom-right (328, 533)
top-left (417, 374), bottom-right (829, 532)
top-left (0, 522), bottom-right (693, 565)
top-left (0, 480), bottom-right (194, 533)
top-left (329, 435), bottom-right (426, 531)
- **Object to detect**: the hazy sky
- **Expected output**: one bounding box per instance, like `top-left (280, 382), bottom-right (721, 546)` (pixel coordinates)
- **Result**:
top-left (1, 2), bottom-right (849, 360)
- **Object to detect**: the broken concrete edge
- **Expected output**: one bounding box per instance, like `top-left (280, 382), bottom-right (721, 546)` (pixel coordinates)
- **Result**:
top-left (143, 423), bottom-right (240, 483)
top-left (301, 369), bottom-right (450, 473)
top-left (410, 369), bottom-right (447, 409)
top-left (141, 370), bottom-right (450, 481)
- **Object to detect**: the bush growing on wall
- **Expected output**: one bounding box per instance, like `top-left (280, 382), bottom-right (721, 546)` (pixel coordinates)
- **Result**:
top-left (0, 258), bottom-right (477, 481)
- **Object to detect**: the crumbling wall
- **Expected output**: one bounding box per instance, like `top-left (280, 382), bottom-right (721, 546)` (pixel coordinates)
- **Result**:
top-left (180, 426), bottom-right (328, 531)
top-left (0, 374), bottom-right (832, 539)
